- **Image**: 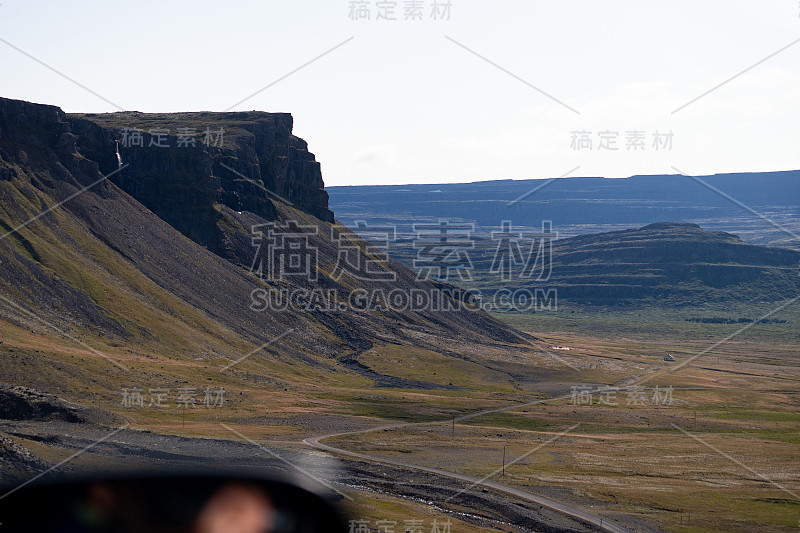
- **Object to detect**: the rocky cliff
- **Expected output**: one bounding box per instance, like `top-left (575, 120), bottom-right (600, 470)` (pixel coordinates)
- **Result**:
top-left (0, 98), bottom-right (334, 264)
top-left (0, 97), bottom-right (527, 401)
top-left (65, 109), bottom-right (334, 261)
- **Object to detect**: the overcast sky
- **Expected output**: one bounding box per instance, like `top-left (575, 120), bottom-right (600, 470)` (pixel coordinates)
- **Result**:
top-left (1, 0), bottom-right (798, 186)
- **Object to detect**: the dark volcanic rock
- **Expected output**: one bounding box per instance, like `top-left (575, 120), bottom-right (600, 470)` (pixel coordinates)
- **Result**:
top-left (0, 433), bottom-right (49, 480)
top-left (66, 109), bottom-right (334, 263)
top-left (0, 97), bottom-right (335, 265)
top-left (0, 385), bottom-right (119, 425)
top-left (0, 97), bottom-right (526, 385)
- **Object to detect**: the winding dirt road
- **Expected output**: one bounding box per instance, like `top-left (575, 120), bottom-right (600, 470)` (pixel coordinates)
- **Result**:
top-left (304, 392), bottom-right (635, 533)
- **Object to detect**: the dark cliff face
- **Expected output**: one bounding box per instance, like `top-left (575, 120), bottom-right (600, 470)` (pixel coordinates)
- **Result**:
top-left (0, 96), bottom-right (524, 355)
top-left (65, 109), bottom-right (334, 261)
top-left (0, 98), bottom-right (106, 191)
top-left (0, 97), bottom-right (334, 263)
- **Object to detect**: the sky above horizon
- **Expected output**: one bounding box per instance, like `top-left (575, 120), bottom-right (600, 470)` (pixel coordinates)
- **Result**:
top-left (1, 0), bottom-right (798, 187)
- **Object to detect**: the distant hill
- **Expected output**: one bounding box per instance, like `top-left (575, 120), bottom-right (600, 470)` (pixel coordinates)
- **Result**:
top-left (381, 222), bottom-right (800, 308)
top-left (506, 222), bottom-right (800, 306)
top-left (328, 172), bottom-right (800, 249)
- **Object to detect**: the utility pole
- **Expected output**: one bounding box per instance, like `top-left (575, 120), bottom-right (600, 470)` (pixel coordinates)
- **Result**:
top-left (502, 445), bottom-right (506, 476)
top-left (694, 410), bottom-right (697, 429)
top-left (452, 416), bottom-right (455, 437)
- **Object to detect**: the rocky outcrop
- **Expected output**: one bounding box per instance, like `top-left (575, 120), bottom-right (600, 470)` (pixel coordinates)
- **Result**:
top-left (0, 386), bottom-right (120, 425)
top-left (0, 98), bottom-right (333, 263)
top-left (66, 109), bottom-right (334, 260)
top-left (0, 97), bottom-right (525, 361)
top-left (0, 434), bottom-right (49, 480)
top-left (0, 97), bottom-right (107, 192)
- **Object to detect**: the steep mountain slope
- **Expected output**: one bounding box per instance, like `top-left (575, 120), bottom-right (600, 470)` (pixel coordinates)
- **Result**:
top-left (0, 97), bottom-right (526, 404)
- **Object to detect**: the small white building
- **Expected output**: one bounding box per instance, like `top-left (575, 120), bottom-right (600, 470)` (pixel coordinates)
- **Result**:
top-left (664, 353), bottom-right (675, 362)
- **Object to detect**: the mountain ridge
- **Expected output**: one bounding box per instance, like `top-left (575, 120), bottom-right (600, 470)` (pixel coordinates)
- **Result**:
top-left (0, 97), bottom-right (527, 402)
top-left (379, 222), bottom-right (800, 308)
top-left (328, 170), bottom-right (800, 249)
